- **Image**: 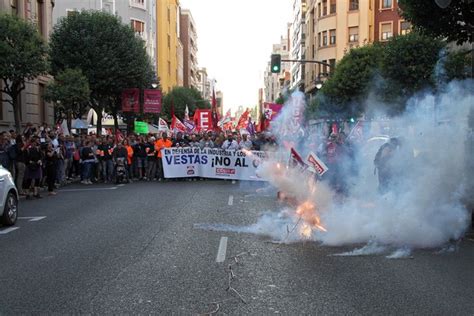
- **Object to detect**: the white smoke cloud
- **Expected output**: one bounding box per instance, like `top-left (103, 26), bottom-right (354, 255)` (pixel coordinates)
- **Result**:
top-left (253, 79), bottom-right (473, 249)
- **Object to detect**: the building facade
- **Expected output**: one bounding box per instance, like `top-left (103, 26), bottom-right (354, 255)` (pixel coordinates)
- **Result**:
top-left (0, 0), bottom-right (55, 129)
top-left (304, 0), bottom-right (374, 95)
top-left (177, 39), bottom-right (184, 86)
top-left (157, 0), bottom-right (180, 92)
top-left (290, 0), bottom-right (307, 91)
top-left (197, 68), bottom-right (210, 101)
top-left (53, 0), bottom-right (158, 76)
top-left (179, 9), bottom-right (199, 90)
top-left (264, 35), bottom-right (291, 103)
top-left (374, 0), bottom-right (410, 43)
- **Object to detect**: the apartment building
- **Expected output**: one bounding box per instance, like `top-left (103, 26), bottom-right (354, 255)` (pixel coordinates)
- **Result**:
top-left (305, 0), bottom-right (374, 95)
top-left (264, 35), bottom-right (292, 103)
top-left (290, 0), bottom-right (307, 91)
top-left (180, 9), bottom-right (199, 90)
top-left (157, 0), bottom-right (180, 92)
top-left (374, 0), bottom-right (411, 42)
top-left (0, 0), bottom-right (55, 129)
top-left (53, 0), bottom-right (158, 76)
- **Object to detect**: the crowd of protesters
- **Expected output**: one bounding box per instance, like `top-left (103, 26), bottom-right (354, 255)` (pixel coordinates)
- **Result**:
top-left (0, 123), bottom-right (280, 199)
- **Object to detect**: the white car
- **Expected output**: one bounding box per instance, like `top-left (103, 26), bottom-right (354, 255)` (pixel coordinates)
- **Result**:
top-left (0, 166), bottom-right (18, 226)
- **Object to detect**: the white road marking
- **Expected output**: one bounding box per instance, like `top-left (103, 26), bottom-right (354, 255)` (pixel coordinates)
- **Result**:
top-left (216, 237), bottom-right (228, 263)
top-left (228, 195), bottom-right (234, 206)
top-left (231, 180), bottom-right (236, 184)
top-left (0, 227), bottom-right (20, 234)
top-left (18, 216), bottom-right (46, 222)
top-left (60, 187), bottom-right (118, 192)
top-left (117, 184), bottom-right (126, 187)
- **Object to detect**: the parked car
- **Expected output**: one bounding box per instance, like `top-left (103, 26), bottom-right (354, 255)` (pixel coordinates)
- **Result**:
top-left (0, 166), bottom-right (19, 226)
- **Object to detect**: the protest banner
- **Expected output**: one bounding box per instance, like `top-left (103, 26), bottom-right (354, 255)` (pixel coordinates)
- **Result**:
top-left (194, 109), bottom-right (213, 132)
top-left (143, 89), bottom-right (162, 113)
top-left (122, 89), bottom-right (140, 112)
top-left (306, 151), bottom-right (329, 176)
top-left (161, 147), bottom-right (267, 181)
top-left (134, 121), bottom-right (149, 134)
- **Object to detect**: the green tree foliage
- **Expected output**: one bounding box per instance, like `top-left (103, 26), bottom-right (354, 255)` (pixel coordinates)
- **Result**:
top-left (161, 87), bottom-right (210, 121)
top-left (49, 11), bottom-right (154, 134)
top-left (44, 68), bottom-right (90, 130)
top-left (380, 32), bottom-right (444, 100)
top-left (444, 49), bottom-right (473, 81)
top-left (0, 13), bottom-right (48, 133)
top-left (317, 44), bottom-right (383, 117)
top-left (398, 0), bottom-right (474, 45)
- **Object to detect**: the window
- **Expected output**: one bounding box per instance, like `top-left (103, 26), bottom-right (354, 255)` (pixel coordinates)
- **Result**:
top-left (168, 61), bottom-right (171, 75)
top-left (318, 32), bottom-right (321, 47)
top-left (167, 6), bottom-right (170, 22)
top-left (131, 19), bottom-right (145, 35)
top-left (322, 0), bottom-right (327, 16)
top-left (400, 21), bottom-right (411, 35)
top-left (349, 0), bottom-right (359, 10)
top-left (37, 0), bottom-right (44, 36)
top-left (322, 31), bottom-right (328, 46)
top-left (381, 23), bottom-right (393, 40)
top-left (329, 29), bottom-right (336, 45)
top-left (131, 0), bottom-right (145, 5)
top-left (381, 0), bottom-right (392, 9)
top-left (348, 26), bottom-right (359, 42)
top-left (329, 59), bottom-right (336, 75)
top-left (330, 0), bottom-right (336, 14)
top-left (318, 3), bottom-right (321, 17)
top-left (322, 60), bottom-right (328, 75)
top-left (167, 34), bottom-right (171, 48)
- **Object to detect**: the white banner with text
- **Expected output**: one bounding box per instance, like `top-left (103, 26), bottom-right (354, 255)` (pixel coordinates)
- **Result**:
top-left (162, 147), bottom-right (267, 181)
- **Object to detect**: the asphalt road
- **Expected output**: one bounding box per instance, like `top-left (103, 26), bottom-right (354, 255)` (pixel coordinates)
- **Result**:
top-left (0, 180), bottom-right (473, 315)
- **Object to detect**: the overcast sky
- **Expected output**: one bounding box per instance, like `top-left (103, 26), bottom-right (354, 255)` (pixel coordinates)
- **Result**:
top-left (179, 0), bottom-right (293, 114)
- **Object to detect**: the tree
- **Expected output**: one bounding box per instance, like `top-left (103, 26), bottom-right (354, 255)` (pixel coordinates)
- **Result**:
top-left (380, 32), bottom-right (444, 106)
top-left (44, 68), bottom-right (90, 131)
top-left (161, 87), bottom-right (210, 121)
top-left (398, 0), bottom-right (474, 45)
top-left (444, 49), bottom-right (473, 81)
top-left (49, 11), bottom-right (154, 134)
top-left (317, 44), bottom-right (383, 117)
top-left (0, 13), bottom-right (48, 133)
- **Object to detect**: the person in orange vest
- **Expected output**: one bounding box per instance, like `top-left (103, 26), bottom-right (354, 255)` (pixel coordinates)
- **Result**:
top-left (155, 132), bottom-right (172, 181)
top-left (123, 138), bottom-right (134, 179)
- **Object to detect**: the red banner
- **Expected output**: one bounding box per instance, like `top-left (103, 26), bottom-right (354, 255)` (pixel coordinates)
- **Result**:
top-left (261, 102), bottom-right (283, 131)
top-left (193, 109), bottom-right (213, 132)
top-left (143, 89), bottom-right (162, 113)
top-left (122, 89), bottom-right (140, 113)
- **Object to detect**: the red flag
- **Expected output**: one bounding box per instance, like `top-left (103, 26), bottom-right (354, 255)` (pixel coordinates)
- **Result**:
top-left (211, 89), bottom-right (220, 131)
top-left (236, 109), bottom-right (250, 130)
top-left (170, 97), bottom-right (175, 119)
top-left (194, 109), bottom-right (213, 132)
top-left (171, 115), bottom-right (186, 133)
top-left (115, 129), bottom-right (124, 143)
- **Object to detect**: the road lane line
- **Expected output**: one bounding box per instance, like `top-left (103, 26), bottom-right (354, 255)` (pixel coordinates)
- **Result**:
top-left (117, 184), bottom-right (126, 187)
top-left (60, 187), bottom-right (118, 192)
top-left (18, 216), bottom-right (46, 222)
top-left (216, 237), bottom-right (228, 263)
top-left (228, 195), bottom-right (233, 206)
top-left (0, 227), bottom-right (20, 234)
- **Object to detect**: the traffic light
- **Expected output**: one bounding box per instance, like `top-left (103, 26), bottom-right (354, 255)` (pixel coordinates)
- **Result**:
top-left (270, 54), bottom-right (281, 73)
